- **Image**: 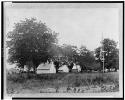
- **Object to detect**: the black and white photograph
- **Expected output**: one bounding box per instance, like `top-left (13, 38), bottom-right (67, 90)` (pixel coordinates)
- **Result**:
top-left (3, 2), bottom-right (123, 99)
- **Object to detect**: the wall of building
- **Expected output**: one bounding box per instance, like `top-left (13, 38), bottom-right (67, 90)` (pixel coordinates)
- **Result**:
top-left (37, 70), bottom-right (50, 74)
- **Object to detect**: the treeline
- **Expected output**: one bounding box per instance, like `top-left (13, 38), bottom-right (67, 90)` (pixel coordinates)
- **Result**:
top-left (6, 18), bottom-right (119, 73)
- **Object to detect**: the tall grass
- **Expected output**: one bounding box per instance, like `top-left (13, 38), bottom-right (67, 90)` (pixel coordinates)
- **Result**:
top-left (7, 72), bottom-right (118, 85)
top-left (7, 72), bottom-right (119, 93)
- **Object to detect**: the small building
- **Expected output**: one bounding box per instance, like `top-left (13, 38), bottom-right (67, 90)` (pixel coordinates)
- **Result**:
top-left (58, 65), bottom-right (69, 73)
top-left (37, 62), bottom-right (56, 74)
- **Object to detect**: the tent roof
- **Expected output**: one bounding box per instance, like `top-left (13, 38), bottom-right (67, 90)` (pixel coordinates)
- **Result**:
top-left (37, 63), bottom-right (53, 70)
top-left (72, 65), bottom-right (77, 69)
top-left (58, 65), bottom-right (68, 70)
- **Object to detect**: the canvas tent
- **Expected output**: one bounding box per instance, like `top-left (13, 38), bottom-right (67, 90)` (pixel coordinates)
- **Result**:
top-left (76, 65), bottom-right (81, 72)
top-left (72, 63), bottom-right (81, 72)
top-left (58, 65), bottom-right (69, 73)
top-left (72, 64), bottom-right (78, 72)
top-left (24, 65), bottom-right (28, 72)
top-left (37, 62), bottom-right (56, 74)
top-left (23, 65), bottom-right (35, 72)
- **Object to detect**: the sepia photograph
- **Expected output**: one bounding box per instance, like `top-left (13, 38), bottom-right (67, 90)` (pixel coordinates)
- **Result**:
top-left (3, 1), bottom-right (123, 99)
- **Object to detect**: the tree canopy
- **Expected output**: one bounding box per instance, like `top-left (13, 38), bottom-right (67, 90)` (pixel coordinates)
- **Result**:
top-left (76, 45), bottom-right (100, 72)
top-left (6, 18), bottom-right (59, 72)
top-left (6, 18), bottom-right (119, 73)
top-left (95, 38), bottom-right (119, 71)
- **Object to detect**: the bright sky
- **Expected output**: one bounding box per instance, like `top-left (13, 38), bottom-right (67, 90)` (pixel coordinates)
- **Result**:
top-left (5, 3), bottom-right (120, 69)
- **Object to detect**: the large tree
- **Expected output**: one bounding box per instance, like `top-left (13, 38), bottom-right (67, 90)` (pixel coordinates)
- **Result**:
top-left (60, 44), bottom-right (78, 62)
top-left (59, 44), bottom-right (78, 72)
top-left (77, 45), bottom-right (100, 72)
top-left (95, 38), bottom-right (119, 71)
top-left (6, 18), bottom-right (59, 73)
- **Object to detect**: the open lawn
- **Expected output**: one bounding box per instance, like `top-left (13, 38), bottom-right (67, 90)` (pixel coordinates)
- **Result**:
top-left (6, 72), bottom-right (119, 94)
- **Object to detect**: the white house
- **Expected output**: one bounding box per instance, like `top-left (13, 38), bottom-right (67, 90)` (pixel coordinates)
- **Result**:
top-left (58, 65), bottom-right (69, 73)
top-left (37, 62), bottom-right (56, 74)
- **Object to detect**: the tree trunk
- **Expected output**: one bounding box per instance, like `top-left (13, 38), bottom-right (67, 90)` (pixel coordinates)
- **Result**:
top-left (115, 68), bottom-right (117, 72)
top-left (34, 67), bottom-right (36, 74)
top-left (69, 69), bottom-right (72, 73)
top-left (80, 69), bottom-right (83, 73)
top-left (56, 68), bottom-right (58, 73)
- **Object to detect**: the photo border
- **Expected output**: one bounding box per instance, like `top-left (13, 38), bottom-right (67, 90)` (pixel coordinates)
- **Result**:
top-left (1, 1), bottom-right (124, 99)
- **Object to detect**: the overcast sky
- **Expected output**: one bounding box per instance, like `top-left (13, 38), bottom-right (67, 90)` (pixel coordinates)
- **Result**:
top-left (5, 3), bottom-right (120, 69)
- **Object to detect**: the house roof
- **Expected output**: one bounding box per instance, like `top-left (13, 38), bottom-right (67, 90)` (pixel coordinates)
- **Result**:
top-left (37, 62), bottom-right (53, 70)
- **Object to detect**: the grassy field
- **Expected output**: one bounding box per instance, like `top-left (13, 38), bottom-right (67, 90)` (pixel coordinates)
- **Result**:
top-left (6, 72), bottom-right (119, 94)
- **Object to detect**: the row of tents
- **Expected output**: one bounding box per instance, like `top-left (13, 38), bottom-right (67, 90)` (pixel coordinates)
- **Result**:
top-left (6, 62), bottom-right (118, 74)
top-left (24, 61), bottom-right (81, 74)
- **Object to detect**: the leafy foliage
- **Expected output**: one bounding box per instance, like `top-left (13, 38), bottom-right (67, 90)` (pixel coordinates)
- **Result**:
top-left (60, 44), bottom-right (78, 62)
top-left (95, 38), bottom-right (119, 71)
top-left (76, 45), bottom-right (100, 72)
top-left (6, 18), bottom-right (118, 73)
top-left (6, 18), bottom-right (59, 72)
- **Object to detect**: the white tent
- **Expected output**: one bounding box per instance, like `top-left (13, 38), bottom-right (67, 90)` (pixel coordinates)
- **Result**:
top-left (58, 65), bottom-right (69, 73)
top-left (72, 63), bottom-right (81, 72)
top-left (37, 62), bottom-right (56, 74)
top-left (72, 64), bottom-right (78, 72)
top-left (77, 65), bottom-right (81, 72)
top-left (72, 65), bottom-right (77, 69)
top-left (24, 65), bottom-right (29, 72)
top-left (24, 64), bottom-right (35, 72)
